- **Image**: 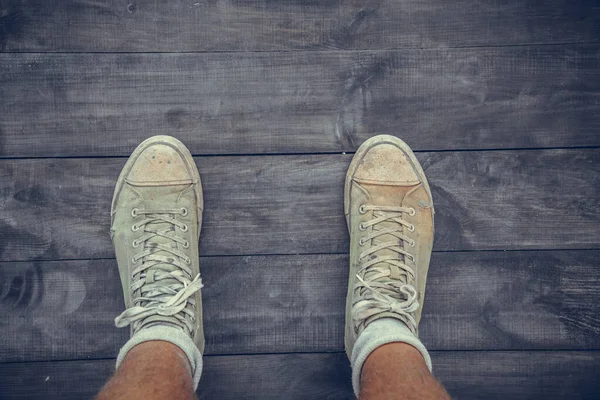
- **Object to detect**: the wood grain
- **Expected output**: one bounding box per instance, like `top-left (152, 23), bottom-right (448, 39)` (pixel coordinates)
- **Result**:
top-left (1, 2), bottom-right (598, 399)
top-left (1, 0), bottom-right (599, 52)
top-left (0, 150), bottom-right (599, 262)
top-left (1, 351), bottom-right (599, 399)
top-left (1, 251), bottom-right (599, 362)
top-left (1, 46), bottom-right (600, 157)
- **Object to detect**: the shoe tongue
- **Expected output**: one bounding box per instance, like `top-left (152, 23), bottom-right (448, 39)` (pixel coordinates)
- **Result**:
top-left (362, 184), bottom-right (409, 284)
top-left (137, 185), bottom-right (189, 305)
top-left (138, 184), bottom-right (187, 259)
top-left (145, 220), bottom-right (178, 263)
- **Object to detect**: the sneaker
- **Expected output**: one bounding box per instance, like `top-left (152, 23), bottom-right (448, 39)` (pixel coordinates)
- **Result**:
top-left (110, 135), bottom-right (204, 354)
top-left (344, 135), bottom-right (434, 359)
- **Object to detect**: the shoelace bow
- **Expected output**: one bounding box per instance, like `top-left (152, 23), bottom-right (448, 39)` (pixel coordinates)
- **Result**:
top-left (115, 208), bottom-right (202, 335)
top-left (353, 204), bottom-right (419, 335)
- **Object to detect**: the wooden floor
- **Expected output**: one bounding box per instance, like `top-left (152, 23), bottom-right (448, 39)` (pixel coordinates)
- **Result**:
top-left (1, 1), bottom-right (600, 399)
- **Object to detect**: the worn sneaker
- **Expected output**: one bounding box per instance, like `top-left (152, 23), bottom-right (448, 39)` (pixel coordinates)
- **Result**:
top-left (110, 135), bottom-right (204, 354)
top-left (344, 135), bottom-right (434, 359)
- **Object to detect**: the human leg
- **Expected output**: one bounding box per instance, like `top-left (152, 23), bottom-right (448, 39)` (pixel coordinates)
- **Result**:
top-left (360, 342), bottom-right (450, 400)
top-left (96, 341), bottom-right (196, 400)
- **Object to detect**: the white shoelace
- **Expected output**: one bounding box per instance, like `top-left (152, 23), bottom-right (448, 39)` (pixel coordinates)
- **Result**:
top-left (352, 204), bottom-right (419, 334)
top-left (115, 208), bottom-right (202, 335)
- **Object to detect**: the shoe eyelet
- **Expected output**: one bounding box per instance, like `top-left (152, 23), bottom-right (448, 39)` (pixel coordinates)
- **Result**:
top-left (131, 256), bottom-right (137, 263)
top-left (408, 207), bottom-right (416, 216)
top-left (359, 238), bottom-right (366, 246)
top-left (408, 224), bottom-right (415, 232)
top-left (359, 223), bottom-right (367, 231)
top-left (410, 239), bottom-right (415, 247)
top-left (131, 224), bottom-right (140, 232)
top-left (183, 241), bottom-right (189, 248)
top-left (186, 257), bottom-right (192, 265)
top-left (131, 208), bottom-right (138, 217)
top-left (132, 240), bottom-right (139, 248)
top-left (181, 224), bottom-right (188, 232)
top-left (180, 208), bottom-right (188, 217)
top-left (359, 205), bottom-right (367, 214)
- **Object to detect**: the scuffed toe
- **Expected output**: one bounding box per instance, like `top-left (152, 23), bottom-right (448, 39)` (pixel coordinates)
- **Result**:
top-left (126, 138), bottom-right (194, 185)
top-left (353, 143), bottom-right (421, 185)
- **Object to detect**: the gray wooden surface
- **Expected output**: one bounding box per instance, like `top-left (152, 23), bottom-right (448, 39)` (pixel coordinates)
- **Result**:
top-left (1, 0), bottom-right (599, 52)
top-left (1, 251), bottom-right (599, 363)
top-left (1, 46), bottom-right (600, 157)
top-left (1, 150), bottom-right (599, 262)
top-left (1, 1), bottom-right (599, 399)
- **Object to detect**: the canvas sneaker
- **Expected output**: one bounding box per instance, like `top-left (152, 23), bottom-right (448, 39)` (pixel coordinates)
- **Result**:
top-left (344, 135), bottom-right (434, 359)
top-left (110, 135), bottom-right (204, 354)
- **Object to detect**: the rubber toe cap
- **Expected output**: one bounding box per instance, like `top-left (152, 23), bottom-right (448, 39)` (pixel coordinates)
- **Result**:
top-left (354, 143), bottom-right (420, 185)
top-left (127, 141), bottom-right (193, 185)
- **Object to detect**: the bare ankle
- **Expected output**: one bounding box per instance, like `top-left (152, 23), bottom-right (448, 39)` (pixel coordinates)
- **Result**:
top-left (365, 342), bottom-right (428, 370)
top-left (360, 343), bottom-right (450, 400)
top-left (97, 340), bottom-right (196, 400)
top-left (123, 340), bottom-right (192, 376)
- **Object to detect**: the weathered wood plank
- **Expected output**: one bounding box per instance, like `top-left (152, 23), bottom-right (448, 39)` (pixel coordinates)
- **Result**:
top-left (2, 46), bottom-right (600, 157)
top-left (1, 251), bottom-right (599, 362)
top-left (1, 0), bottom-right (599, 52)
top-left (0, 150), bottom-right (599, 262)
top-left (1, 351), bottom-right (599, 399)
